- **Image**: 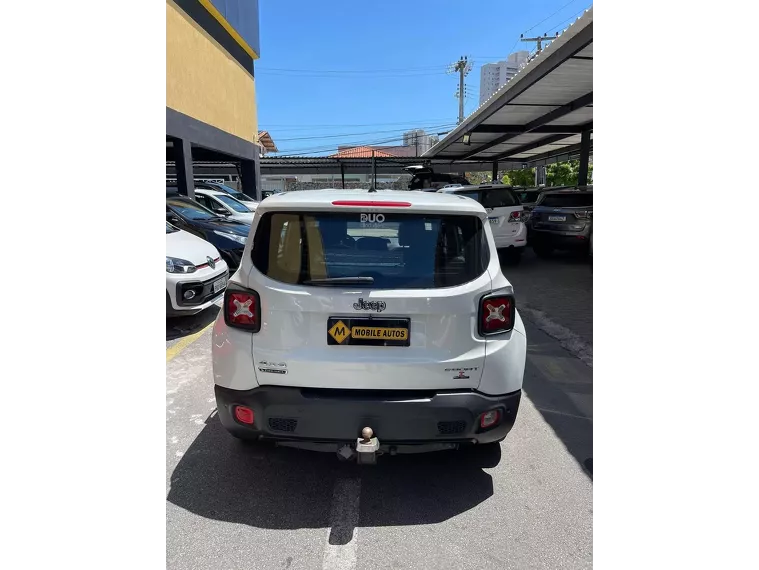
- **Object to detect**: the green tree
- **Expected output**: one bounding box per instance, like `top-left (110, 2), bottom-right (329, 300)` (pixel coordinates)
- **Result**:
top-left (502, 168), bottom-right (535, 186)
top-left (546, 160), bottom-right (593, 186)
top-left (500, 173), bottom-right (512, 185)
top-left (465, 171), bottom-right (497, 184)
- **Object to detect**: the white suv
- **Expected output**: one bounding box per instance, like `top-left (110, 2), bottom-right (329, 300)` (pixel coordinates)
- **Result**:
top-left (440, 184), bottom-right (528, 263)
top-left (211, 190), bottom-right (527, 463)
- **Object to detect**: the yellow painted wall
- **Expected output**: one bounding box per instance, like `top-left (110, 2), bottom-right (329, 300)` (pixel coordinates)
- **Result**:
top-left (167, 0), bottom-right (257, 143)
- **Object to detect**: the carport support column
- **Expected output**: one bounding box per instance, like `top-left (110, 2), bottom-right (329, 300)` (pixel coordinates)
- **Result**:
top-left (254, 154), bottom-right (262, 200)
top-left (174, 138), bottom-right (195, 200)
top-left (578, 128), bottom-right (591, 187)
top-left (240, 158), bottom-right (258, 201)
top-left (491, 161), bottom-right (498, 183)
top-left (340, 162), bottom-right (345, 189)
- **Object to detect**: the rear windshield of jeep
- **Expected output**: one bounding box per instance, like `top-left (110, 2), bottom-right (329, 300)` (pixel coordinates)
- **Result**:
top-left (251, 212), bottom-right (489, 288)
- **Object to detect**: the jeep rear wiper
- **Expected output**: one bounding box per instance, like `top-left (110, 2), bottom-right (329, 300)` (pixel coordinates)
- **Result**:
top-left (302, 276), bottom-right (375, 286)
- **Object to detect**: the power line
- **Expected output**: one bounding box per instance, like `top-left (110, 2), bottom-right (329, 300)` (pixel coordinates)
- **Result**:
top-left (257, 65), bottom-right (449, 74)
top-left (277, 130), bottom-right (453, 156)
top-left (273, 123), bottom-right (456, 142)
top-left (258, 118), bottom-right (460, 132)
top-left (545, 5), bottom-right (591, 34)
top-left (523, 0), bottom-right (580, 34)
top-left (277, 136), bottom-right (415, 156)
top-left (262, 122), bottom-right (458, 133)
top-left (471, 1), bottom-right (588, 64)
top-left (260, 119), bottom-right (456, 128)
top-left (279, 130), bottom-right (454, 154)
top-left (258, 71), bottom-right (448, 81)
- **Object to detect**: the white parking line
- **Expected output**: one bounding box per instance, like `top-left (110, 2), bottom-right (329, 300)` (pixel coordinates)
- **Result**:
top-left (322, 477), bottom-right (361, 570)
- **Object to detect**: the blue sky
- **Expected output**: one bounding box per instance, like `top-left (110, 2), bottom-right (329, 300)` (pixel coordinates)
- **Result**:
top-left (255, 0), bottom-right (590, 155)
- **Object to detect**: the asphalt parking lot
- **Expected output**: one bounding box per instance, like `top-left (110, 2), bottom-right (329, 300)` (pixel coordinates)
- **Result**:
top-left (502, 248), bottom-right (593, 365)
top-left (166, 253), bottom-right (593, 569)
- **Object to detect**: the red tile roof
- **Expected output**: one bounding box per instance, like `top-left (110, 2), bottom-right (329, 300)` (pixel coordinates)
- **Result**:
top-left (257, 131), bottom-right (278, 153)
top-left (329, 146), bottom-right (397, 158)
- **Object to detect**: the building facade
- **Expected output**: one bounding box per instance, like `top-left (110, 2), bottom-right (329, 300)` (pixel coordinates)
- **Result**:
top-left (166, 0), bottom-right (261, 199)
top-left (402, 129), bottom-right (435, 156)
top-left (478, 51), bottom-right (530, 106)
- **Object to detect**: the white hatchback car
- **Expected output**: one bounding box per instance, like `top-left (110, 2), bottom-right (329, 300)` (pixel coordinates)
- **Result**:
top-left (166, 222), bottom-right (229, 317)
top-left (193, 189), bottom-right (257, 225)
top-left (440, 184), bottom-right (528, 262)
top-left (211, 190), bottom-right (526, 463)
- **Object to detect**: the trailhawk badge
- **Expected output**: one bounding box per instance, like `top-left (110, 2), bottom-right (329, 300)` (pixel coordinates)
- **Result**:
top-left (353, 298), bottom-right (386, 312)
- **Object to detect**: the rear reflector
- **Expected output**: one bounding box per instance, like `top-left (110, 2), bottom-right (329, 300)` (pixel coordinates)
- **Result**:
top-left (479, 409), bottom-right (502, 429)
top-left (234, 406), bottom-right (255, 425)
top-left (479, 294), bottom-right (515, 335)
top-left (331, 200), bottom-right (411, 207)
top-left (224, 288), bottom-right (261, 332)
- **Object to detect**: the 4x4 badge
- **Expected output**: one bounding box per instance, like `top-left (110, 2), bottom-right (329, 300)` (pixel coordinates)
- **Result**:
top-left (353, 298), bottom-right (386, 313)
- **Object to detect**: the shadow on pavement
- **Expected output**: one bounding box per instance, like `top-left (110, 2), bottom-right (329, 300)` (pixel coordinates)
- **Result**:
top-left (167, 416), bottom-right (495, 530)
top-left (531, 250), bottom-right (592, 265)
top-left (521, 320), bottom-right (593, 480)
top-left (166, 305), bottom-right (220, 341)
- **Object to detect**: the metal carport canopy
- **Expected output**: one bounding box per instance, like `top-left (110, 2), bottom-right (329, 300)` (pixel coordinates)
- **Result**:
top-left (257, 156), bottom-right (527, 175)
top-left (422, 6), bottom-right (592, 166)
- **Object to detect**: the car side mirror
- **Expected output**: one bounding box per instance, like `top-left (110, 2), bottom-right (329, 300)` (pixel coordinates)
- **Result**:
top-left (167, 214), bottom-right (180, 224)
top-left (213, 208), bottom-right (228, 215)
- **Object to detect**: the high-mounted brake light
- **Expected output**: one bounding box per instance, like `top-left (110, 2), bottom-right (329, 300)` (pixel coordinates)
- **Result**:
top-left (331, 200), bottom-right (411, 207)
top-left (479, 294), bottom-right (515, 335)
top-left (224, 288), bottom-right (261, 332)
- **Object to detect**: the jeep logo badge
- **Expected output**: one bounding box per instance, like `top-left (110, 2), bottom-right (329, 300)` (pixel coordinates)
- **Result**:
top-left (353, 298), bottom-right (386, 313)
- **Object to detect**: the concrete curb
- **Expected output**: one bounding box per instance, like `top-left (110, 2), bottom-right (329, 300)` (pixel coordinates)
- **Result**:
top-left (520, 304), bottom-right (593, 368)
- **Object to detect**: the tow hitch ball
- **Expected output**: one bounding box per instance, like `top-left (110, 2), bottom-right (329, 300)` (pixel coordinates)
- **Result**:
top-left (356, 426), bottom-right (379, 464)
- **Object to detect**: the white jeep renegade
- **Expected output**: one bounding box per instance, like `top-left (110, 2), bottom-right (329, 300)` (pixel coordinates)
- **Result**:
top-left (211, 189), bottom-right (527, 462)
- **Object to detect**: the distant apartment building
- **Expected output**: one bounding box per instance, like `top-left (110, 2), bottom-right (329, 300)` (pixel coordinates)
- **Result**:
top-left (478, 51), bottom-right (530, 106)
top-left (402, 129), bottom-right (435, 155)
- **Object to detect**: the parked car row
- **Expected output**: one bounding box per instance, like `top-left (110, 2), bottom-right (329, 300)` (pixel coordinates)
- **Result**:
top-left (529, 187), bottom-right (593, 257)
top-left (166, 183), bottom-right (258, 317)
top-left (433, 183), bottom-right (593, 261)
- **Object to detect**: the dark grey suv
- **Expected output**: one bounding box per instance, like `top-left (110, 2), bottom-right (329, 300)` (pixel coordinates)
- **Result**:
top-left (529, 190), bottom-right (593, 257)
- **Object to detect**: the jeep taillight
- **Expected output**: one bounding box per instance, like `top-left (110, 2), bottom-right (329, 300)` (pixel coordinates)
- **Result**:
top-left (224, 287), bottom-right (261, 332)
top-left (574, 210), bottom-right (592, 219)
top-left (479, 294), bottom-right (515, 335)
top-left (508, 211), bottom-right (522, 223)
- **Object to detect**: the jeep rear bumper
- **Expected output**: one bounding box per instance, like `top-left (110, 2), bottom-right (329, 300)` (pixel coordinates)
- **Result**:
top-left (214, 385), bottom-right (521, 446)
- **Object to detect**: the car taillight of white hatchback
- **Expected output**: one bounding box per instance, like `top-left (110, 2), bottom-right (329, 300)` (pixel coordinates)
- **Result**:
top-left (479, 294), bottom-right (515, 335)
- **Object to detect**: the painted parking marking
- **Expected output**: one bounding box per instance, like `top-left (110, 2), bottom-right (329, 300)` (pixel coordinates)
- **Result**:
top-left (322, 477), bottom-right (361, 570)
top-left (166, 322), bottom-right (214, 362)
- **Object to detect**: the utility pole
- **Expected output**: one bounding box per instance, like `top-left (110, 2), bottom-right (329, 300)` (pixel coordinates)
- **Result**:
top-left (521, 32), bottom-right (559, 58)
top-left (370, 149), bottom-right (377, 191)
top-left (448, 56), bottom-right (473, 124)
